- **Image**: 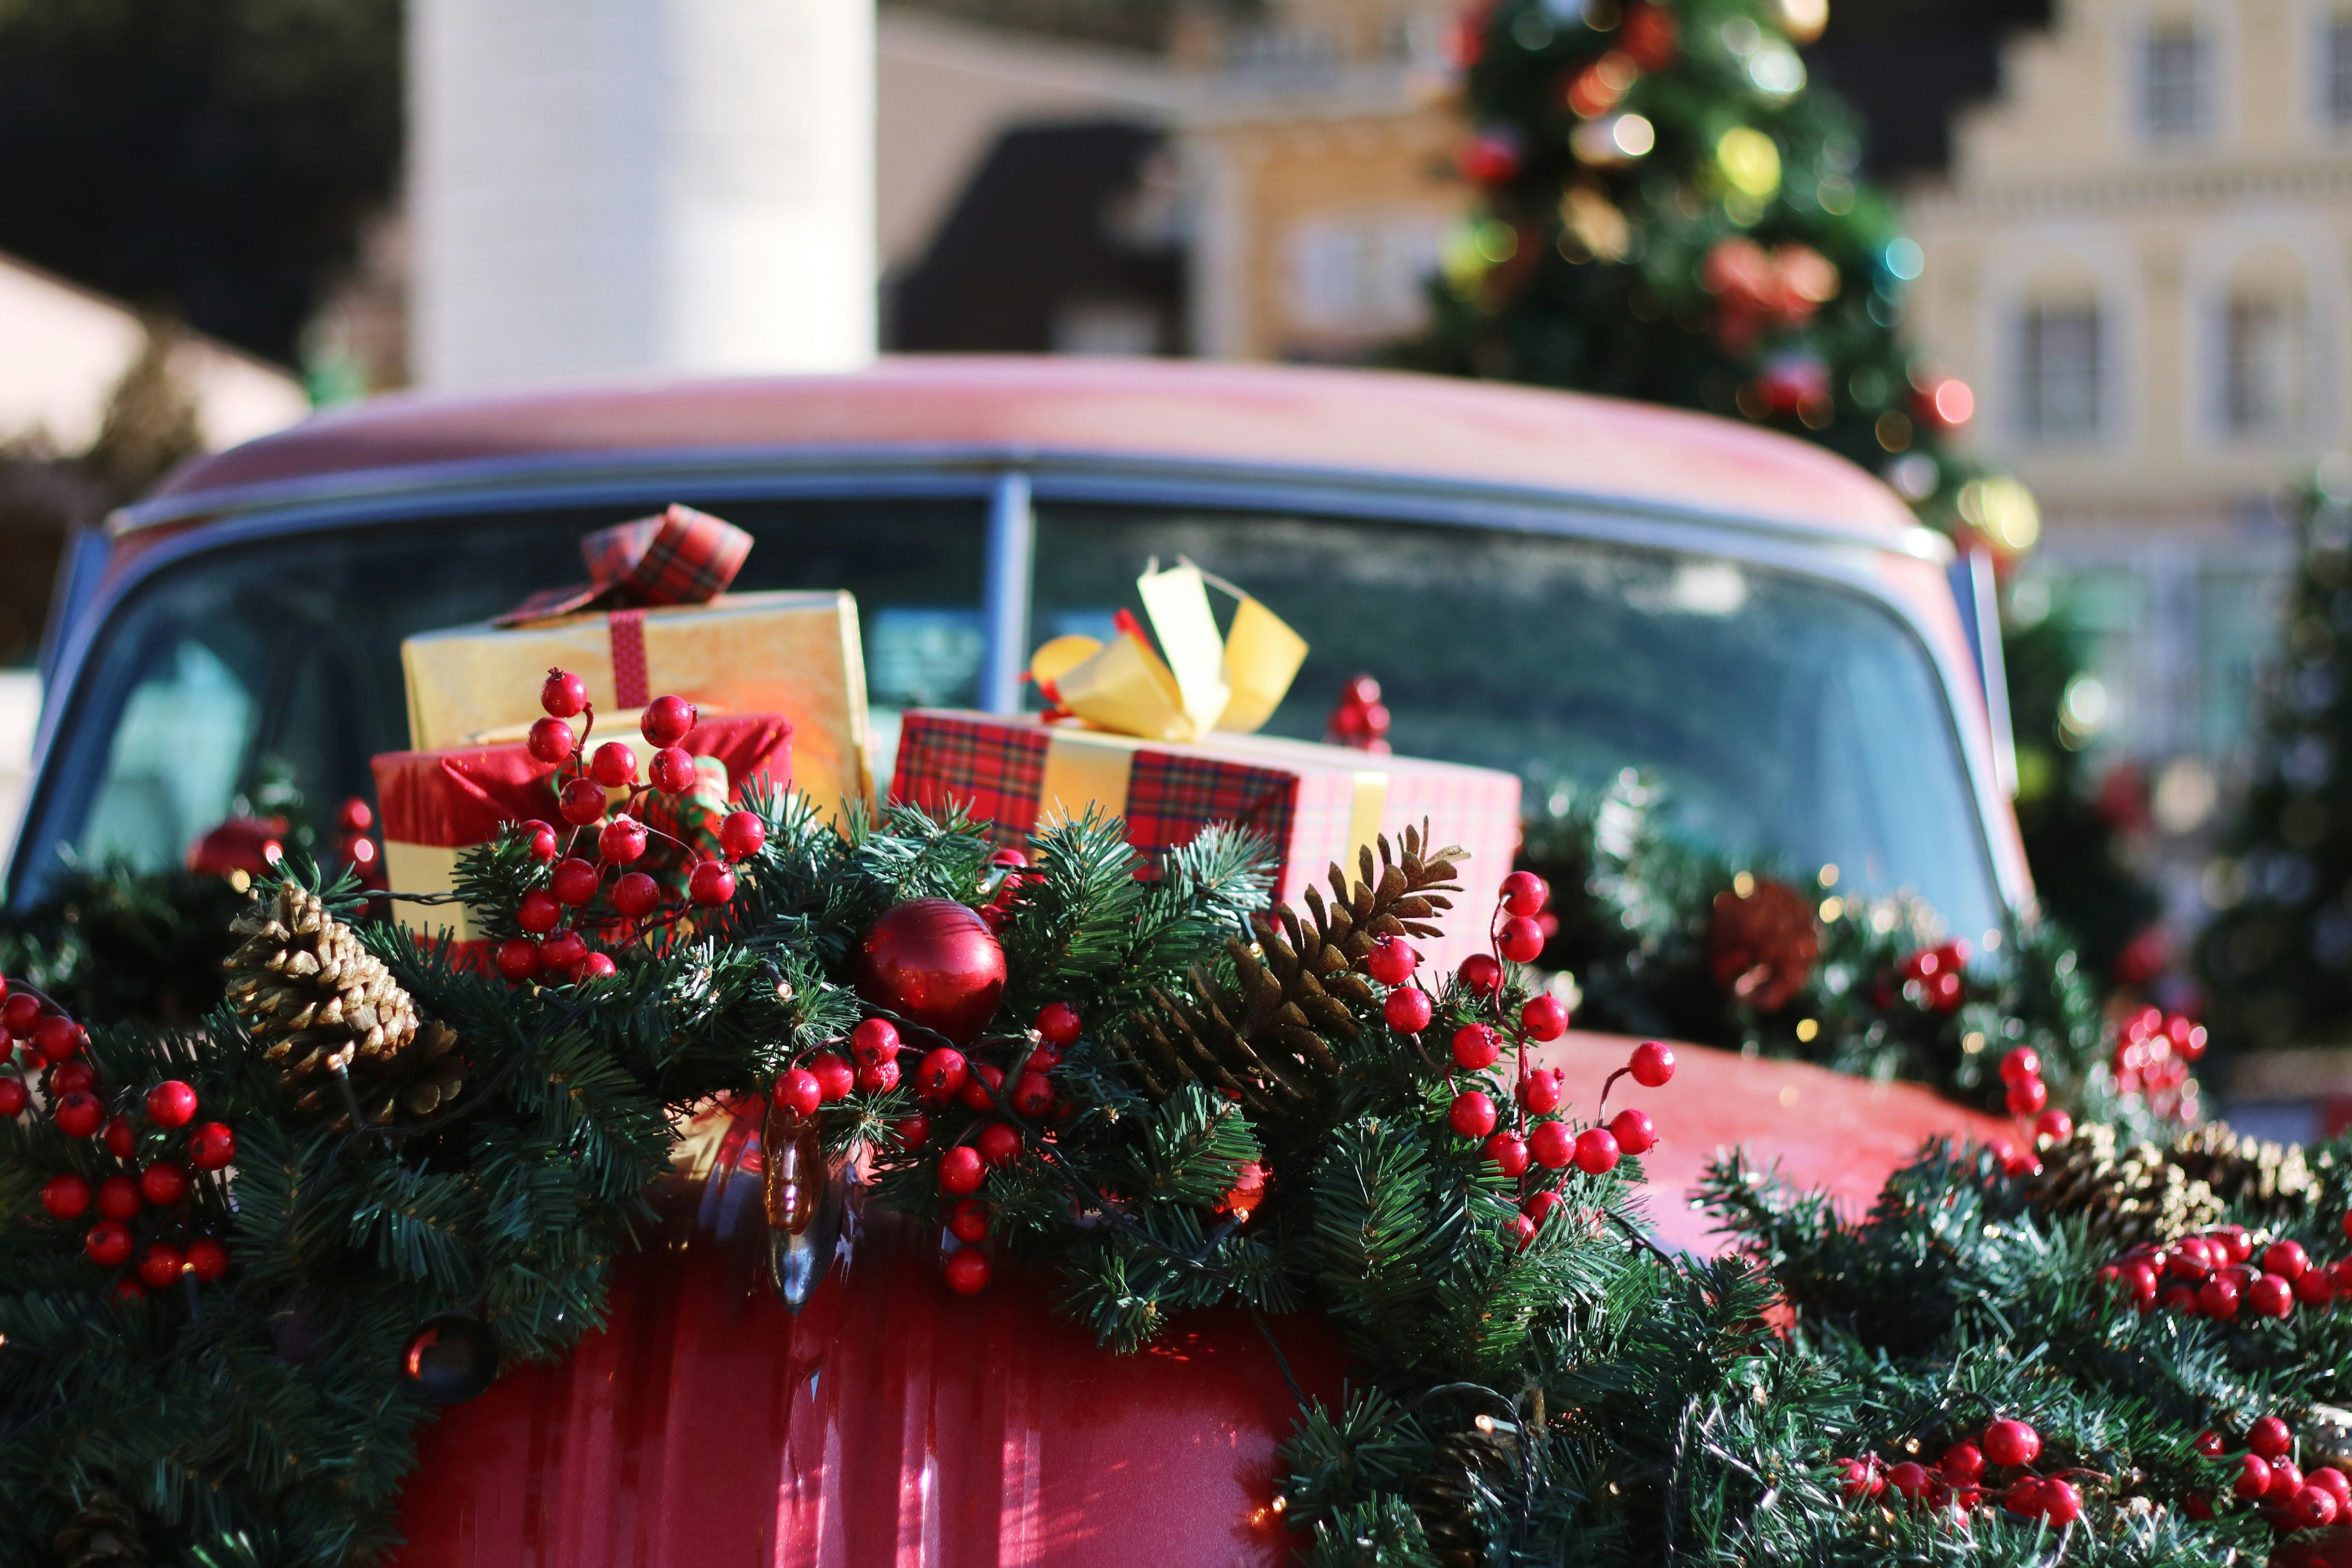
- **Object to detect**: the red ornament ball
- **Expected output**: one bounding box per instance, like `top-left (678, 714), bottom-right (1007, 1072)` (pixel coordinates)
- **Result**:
top-left (2263, 1240), bottom-right (2311, 1280)
top-left (527, 716), bottom-right (577, 766)
top-left (1520, 994), bottom-right (1569, 1041)
top-left (42, 1172), bottom-right (91, 1219)
top-left (915, 1047), bottom-right (969, 1102)
top-left (857, 1057), bottom-right (902, 1095)
top-left (541, 668), bottom-right (589, 719)
top-left (552, 857), bottom-right (601, 906)
top-left (612, 872), bottom-right (661, 918)
top-left (774, 1069), bottom-right (822, 1118)
top-left (85, 1220), bottom-right (133, 1267)
top-left (851, 1018), bottom-right (901, 1062)
top-left (641, 694), bottom-right (697, 748)
top-left (518, 819), bottom-right (560, 860)
top-left (1520, 1068), bottom-right (1564, 1112)
top-left (944, 1247), bottom-right (992, 1295)
top-left (517, 889), bottom-right (563, 935)
top-left (1448, 1091), bottom-right (1498, 1140)
top-left (1629, 1041), bottom-right (1675, 1088)
top-left (559, 777), bottom-right (608, 826)
top-left (958, 1063), bottom-right (1005, 1114)
top-left (187, 1236), bottom-right (229, 1282)
top-left (1572, 1127), bottom-right (1621, 1175)
top-left (1459, 954), bottom-right (1504, 998)
top-left (54, 1091), bottom-right (103, 1139)
top-left (1982, 1418), bottom-right (2040, 1468)
top-left (688, 860), bottom-right (736, 906)
top-left (0, 1078), bottom-right (24, 1118)
top-left (1384, 987), bottom-right (1434, 1033)
top-left (590, 740), bottom-right (638, 788)
top-left (855, 899), bottom-right (1008, 1045)
top-left (1484, 1132), bottom-right (1530, 1177)
top-left (1497, 918), bottom-right (1546, 964)
top-left (138, 1244), bottom-right (185, 1289)
top-left (1034, 1002), bottom-right (1082, 1047)
top-left (1500, 869), bottom-right (1550, 917)
top-left (1608, 1107), bottom-right (1657, 1155)
top-left (938, 1145), bottom-right (986, 1196)
top-left (2249, 1272), bottom-right (2296, 1319)
top-left (598, 815), bottom-right (648, 865)
top-left (1366, 935), bottom-right (1417, 986)
top-left (189, 1122), bottom-right (236, 1171)
top-left (976, 1122), bottom-right (1023, 1167)
top-left (2250, 1416), bottom-right (2294, 1459)
top-left (496, 938), bottom-right (539, 982)
top-left (649, 746), bottom-right (698, 795)
top-left (949, 1198), bottom-right (991, 1243)
top-left (809, 1053), bottom-right (855, 1103)
top-left (139, 1162), bottom-right (190, 1206)
top-left (1452, 1024), bottom-right (1501, 1070)
top-left (1998, 1048), bottom-right (2041, 1086)
top-left (51, 1061), bottom-right (95, 1097)
top-left (1529, 1120), bottom-right (1573, 1169)
top-left (35, 1015), bottom-right (85, 1064)
top-left (1010, 1072), bottom-right (1054, 1119)
top-left (98, 1176), bottom-right (142, 1220)
top-left (719, 810), bottom-right (768, 862)
top-left (1941, 1442), bottom-right (1985, 1483)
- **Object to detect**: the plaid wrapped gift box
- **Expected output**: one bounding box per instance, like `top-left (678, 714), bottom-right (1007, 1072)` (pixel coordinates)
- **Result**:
top-left (890, 711), bottom-right (1521, 973)
top-left (371, 713), bottom-right (791, 946)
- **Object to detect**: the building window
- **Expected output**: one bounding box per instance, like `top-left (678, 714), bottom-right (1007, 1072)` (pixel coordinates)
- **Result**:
top-left (2143, 22), bottom-right (2209, 137)
top-left (2019, 303), bottom-right (2102, 442)
top-left (2328, 15), bottom-right (2352, 127)
top-left (2224, 294), bottom-right (2305, 438)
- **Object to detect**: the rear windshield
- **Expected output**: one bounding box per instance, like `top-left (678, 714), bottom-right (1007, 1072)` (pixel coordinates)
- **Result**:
top-left (16, 494), bottom-right (2001, 943)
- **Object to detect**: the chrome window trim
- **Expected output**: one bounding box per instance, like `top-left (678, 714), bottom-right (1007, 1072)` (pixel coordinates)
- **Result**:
top-left (20, 454), bottom-right (2020, 921)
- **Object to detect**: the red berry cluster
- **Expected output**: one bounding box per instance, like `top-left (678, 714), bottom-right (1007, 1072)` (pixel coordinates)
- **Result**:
top-left (973, 846), bottom-right (1036, 935)
top-left (1898, 939), bottom-right (1971, 1013)
top-left (1325, 674), bottom-right (1392, 754)
top-left (2096, 1219), bottom-right (2348, 1323)
top-left (2189, 1415), bottom-right (2349, 1532)
top-left (3, 976), bottom-right (235, 1301)
top-left (1838, 1417), bottom-right (2083, 1525)
top-left (495, 672), bottom-right (770, 985)
top-left (2110, 1006), bottom-right (2204, 1126)
top-left (1375, 871), bottom-right (1672, 1248)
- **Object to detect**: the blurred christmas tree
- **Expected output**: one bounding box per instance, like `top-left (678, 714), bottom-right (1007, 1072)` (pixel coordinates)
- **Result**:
top-left (2201, 480), bottom-right (2352, 1056)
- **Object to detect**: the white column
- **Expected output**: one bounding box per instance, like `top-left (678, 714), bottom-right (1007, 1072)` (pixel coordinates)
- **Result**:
top-left (411, 0), bottom-right (875, 391)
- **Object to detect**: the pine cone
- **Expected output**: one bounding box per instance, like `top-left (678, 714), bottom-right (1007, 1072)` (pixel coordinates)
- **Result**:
top-left (1117, 826), bottom-right (1462, 1126)
top-left (223, 882), bottom-right (464, 1130)
top-left (1406, 1423), bottom-right (1515, 1567)
top-left (2033, 1123), bottom-right (2224, 1249)
top-left (1705, 879), bottom-right (1818, 1012)
top-left (2168, 1123), bottom-right (2320, 1214)
top-left (52, 1493), bottom-right (143, 1568)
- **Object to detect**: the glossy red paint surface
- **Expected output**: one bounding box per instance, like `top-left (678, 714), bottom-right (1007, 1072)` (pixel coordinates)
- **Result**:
top-left (391, 1037), bottom-right (2010, 1565)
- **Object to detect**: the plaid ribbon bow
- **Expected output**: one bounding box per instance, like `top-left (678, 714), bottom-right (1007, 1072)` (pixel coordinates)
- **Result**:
top-left (494, 504), bottom-right (753, 626)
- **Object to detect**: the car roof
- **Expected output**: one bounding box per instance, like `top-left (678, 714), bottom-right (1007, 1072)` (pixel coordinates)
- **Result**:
top-left (146, 357), bottom-right (1922, 546)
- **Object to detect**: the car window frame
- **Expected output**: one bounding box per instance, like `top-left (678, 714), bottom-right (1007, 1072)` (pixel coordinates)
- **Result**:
top-left (16, 450), bottom-right (2021, 920)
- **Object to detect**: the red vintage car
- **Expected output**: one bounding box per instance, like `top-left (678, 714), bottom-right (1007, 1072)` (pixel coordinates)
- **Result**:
top-left (14, 358), bottom-right (2024, 1564)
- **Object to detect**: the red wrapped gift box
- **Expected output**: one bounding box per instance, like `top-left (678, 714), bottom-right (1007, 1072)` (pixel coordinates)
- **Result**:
top-left (372, 714), bottom-right (792, 944)
top-left (889, 710), bottom-right (1520, 972)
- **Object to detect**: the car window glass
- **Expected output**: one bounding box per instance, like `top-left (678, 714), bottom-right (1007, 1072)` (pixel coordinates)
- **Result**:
top-left (1029, 504), bottom-right (2000, 944)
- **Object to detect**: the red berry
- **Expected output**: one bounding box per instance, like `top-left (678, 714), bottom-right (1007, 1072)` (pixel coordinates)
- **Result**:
top-left (2198, 1273), bottom-right (2241, 1319)
top-left (111, 1280), bottom-right (146, 1305)
top-left (857, 1057), bottom-right (902, 1094)
top-left (85, 1220), bottom-right (133, 1267)
top-left (949, 1198), bottom-right (991, 1243)
top-left (517, 819), bottom-right (560, 859)
top-left (2169, 1237), bottom-right (2213, 1278)
top-left (590, 741), bottom-right (638, 788)
top-left (496, 938), bottom-right (539, 982)
top-left (0, 994), bottom-right (34, 1035)
top-left (851, 1018), bottom-right (901, 1062)
top-left (1452, 1024), bottom-right (1501, 1069)
top-left (189, 1122), bottom-right (235, 1171)
top-left (2251, 1416), bottom-right (2293, 1458)
top-left (97, 1176), bottom-right (141, 1220)
top-left (1520, 994), bottom-right (1569, 1041)
top-left (2311, 1467), bottom-right (2352, 1512)
top-left (517, 889), bottom-right (563, 935)
top-left (42, 1172), bottom-right (91, 1219)
top-left (718, 810), bottom-right (768, 861)
top-left (2250, 1273), bottom-right (2296, 1319)
top-left (1497, 917), bottom-right (1546, 964)
top-left (977, 1122), bottom-right (1022, 1167)
top-left (1010, 1072), bottom-right (1054, 1118)
top-left (2298, 1266), bottom-right (2337, 1307)
top-left (559, 777), bottom-right (608, 825)
top-left (2271, 1459), bottom-right (2307, 1502)
top-left (2005, 1078), bottom-right (2048, 1116)
top-left (34, 1016), bottom-right (85, 1064)
top-left (2038, 1478), bottom-right (2082, 1525)
top-left (1519, 1068), bottom-right (1565, 1113)
top-left (538, 930), bottom-right (589, 973)
top-left (1459, 954), bottom-right (1504, 997)
top-left (641, 694), bottom-right (697, 748)
top-left (2195, 1429), bottom-right (2227, 1457)
top-left (598, 815), bottom-right (648, 864)
top-left (54, 1091), bottom-right (103, 1138)
top-left (1608, 1107), bottom-right (1656, 1155)
top-left (944, 1247), bottom-right (992, 1294)
top-left (1982, 1418), bottom-right (2040, 1468)
top-left (0, 1078), bottom-right (24, 1118)
top-left (541, 668), bottom-right (589, 718)
top-left (2213, 1226), bottom-right (2252, 1264)
top-left (1034, 1002), bottom-right (1082, 1047)
top-left (139, 1162), bottom-right (190, 1206)
top-left (1998, 1048), bottom-right (2041, 1085)
top-left (1448, 1091), bottom-right (1498, 1139)
top-left (939, 1145), bottom-right (986, 1196)
top-left (552, 857), bottom-right (601, 906)
top-left (2264, 1240), bottom-right (2311, 1280)
top-left (138, 1244), bottom-right (185, 1289)
top-left (1508, 1212), bottom-right (1538, 1250)
top-left (612, 871), bottom-right (661, 918)
top-left (1384, 987), bottom-right (1434, 1033)
top-left (1530, 1120), bottom-right (1573, 1169)
top-left (774, 1069), bottom-right (822, 1117)
top-left (2293, 1485), bottom-right (2341, 1530)
top-left (1629, 1041), bottom-right (1675, 1087)
top-left (650, 746), bottom-right (698, 795)
top-left (916, 1049), bottom-right (969, 1102)
top-left (2237, 1454), bottom-right (2275, 1499)
top-left (1886, 1461), bottom-right (1930, 1501)
top-left (1572, 1127), bottom-right (1621, 1174)
top-left (2001, 1144), bottom-right (2041, 1178)
top-left (2118, 1259), bottom-right (2158, 1307)
top-left (1484, 1132), bottom-right (1530, 1176)
top-left (1941, 1442), bottom-right (1984, 1483)
top-left (2034, 1109), bottom-right (2073, 1142)
top-left (1523, 1190), bottom-right (1563, 1225)
top-left (809, 1053), bottom-right (855, 1102)
top-left (959, 1063), bottom-right (1006, 1113)
top-left (1837, 1457), bottom-right (1884, 1501)
top-left (1366, 936), bottom-right (1417, 986)
top-left (688, 860), bottom-right (737, 906)
top-left (893, 1112), bottom-right (930, 1149)
top-left (581, 952), bottom-right (620, 983)
top-left (187, 1236), bottom-right (229, 1282)
top-left (1500, 869), bottom-right (1550, 917)
top-left (527, 716), bottom-right (577, 766)
top-left (50, 1061), bottom-right (94, 1096)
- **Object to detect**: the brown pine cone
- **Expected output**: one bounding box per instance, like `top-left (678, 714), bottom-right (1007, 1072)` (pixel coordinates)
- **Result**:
top-left (52, 1493), bottom-right (144, 1568)
top-left (1706, 878), bottom-right (1819, 1012)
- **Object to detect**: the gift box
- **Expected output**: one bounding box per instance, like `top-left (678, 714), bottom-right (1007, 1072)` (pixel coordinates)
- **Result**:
top-left (889, 711), bottom-right (1521, 973)
top-left (372, 713), bottom-right (792, 943)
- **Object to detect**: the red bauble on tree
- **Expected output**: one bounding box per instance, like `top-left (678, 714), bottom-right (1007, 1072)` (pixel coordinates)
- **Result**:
top-left (855, 899), bottom-right (1008, 1045)
top-left (1705, 879), bottom-right (1819, 1011)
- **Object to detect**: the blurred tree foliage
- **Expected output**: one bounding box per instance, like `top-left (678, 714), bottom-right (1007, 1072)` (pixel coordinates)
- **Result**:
top-left (0, 0), bottom-right (401, 364)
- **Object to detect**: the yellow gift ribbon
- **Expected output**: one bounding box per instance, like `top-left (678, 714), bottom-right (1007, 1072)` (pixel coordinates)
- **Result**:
top-left (1029, 562), bottom-right (1307, 744)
